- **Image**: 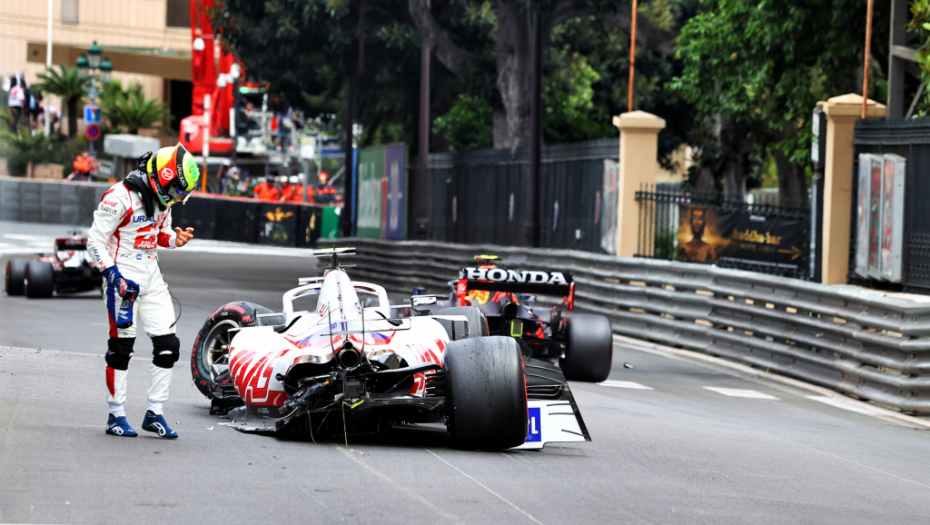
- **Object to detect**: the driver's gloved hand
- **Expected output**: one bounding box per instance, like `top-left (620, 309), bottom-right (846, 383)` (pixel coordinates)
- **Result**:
top-left (103, 266), bottom-right (139, 329)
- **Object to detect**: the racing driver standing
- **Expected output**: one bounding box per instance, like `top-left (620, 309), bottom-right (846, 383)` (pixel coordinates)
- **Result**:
top-left (86, 144), bottom-right (199, 439)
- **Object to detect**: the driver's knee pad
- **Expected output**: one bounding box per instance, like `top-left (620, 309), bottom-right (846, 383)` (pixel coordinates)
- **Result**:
top-left (151, 334), bottom-right (180, 369)
top-left (105, 337), bottom-right (135, 370)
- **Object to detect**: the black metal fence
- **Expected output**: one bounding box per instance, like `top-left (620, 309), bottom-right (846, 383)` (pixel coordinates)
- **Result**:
top-left (635, 185), bottom-right (812, 279)
top-left (415, 139), bottom-right (618, 251)
top-left (853, 119), bottom-right (930, 293)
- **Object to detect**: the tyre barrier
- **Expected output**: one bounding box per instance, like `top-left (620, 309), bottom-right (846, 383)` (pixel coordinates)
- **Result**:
top-left (319, 237), bottom-right (930, 414)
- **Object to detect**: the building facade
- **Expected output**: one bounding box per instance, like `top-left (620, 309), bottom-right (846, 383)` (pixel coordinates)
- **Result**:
top-left (1, 0), bottom-right (194, 129)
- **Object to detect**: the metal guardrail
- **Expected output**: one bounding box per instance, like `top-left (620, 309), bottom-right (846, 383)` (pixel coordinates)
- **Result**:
top-left (319, 237), bottom-right (930, 414)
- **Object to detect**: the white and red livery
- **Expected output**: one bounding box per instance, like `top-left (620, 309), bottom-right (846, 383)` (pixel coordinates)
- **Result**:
top-left (191, 248), bottom-right (591, 450)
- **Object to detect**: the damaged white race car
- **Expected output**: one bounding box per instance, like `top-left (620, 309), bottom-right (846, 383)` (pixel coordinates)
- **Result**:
top-left (189, 248), bottom-right (590, 450)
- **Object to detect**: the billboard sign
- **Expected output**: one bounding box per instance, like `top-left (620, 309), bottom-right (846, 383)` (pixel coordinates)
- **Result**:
top-left (601, 159), bottom-right (619, 255)
top-left (382, 144), bottom-right (406, 240)
top-left (880, 155), bottom-right (906, 282)
top-left (356, 147), bottom-right (385, 239)
top-left (854, 154), bottom-right (874, 278)
top-left (868, 155), bottom-right (884, 279)
top-left (678, 205), bottom-right (808, 275)
top-left (355, 144), bottom-right (407, 240)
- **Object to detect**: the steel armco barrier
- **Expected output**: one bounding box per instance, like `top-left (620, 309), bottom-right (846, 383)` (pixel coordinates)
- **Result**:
top-left (319, 237), bottom-right (930, 414)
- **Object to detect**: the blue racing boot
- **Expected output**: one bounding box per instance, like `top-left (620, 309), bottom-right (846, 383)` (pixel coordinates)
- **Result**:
top-left (141, 411), bottom-right (178, 439)
top-left (105, 414), bottom-right (138, 437)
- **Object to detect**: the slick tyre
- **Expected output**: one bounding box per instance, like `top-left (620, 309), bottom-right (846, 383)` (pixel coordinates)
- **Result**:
top-left (445, 336), bottom-right (528, 450)
top-left (24, 260), bottom-right (54, 298)
top-left (5, 259), bottom-right (27, 296)
top-left (560, 314), bottom-right (613, 382)
top-left (191, 301), bottom-right (281, 399)
top-left (435, 306), bottom-right (489, 341)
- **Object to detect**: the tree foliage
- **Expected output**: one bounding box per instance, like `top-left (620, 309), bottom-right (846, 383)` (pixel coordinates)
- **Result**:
top-left (215, 0), bottom-right (422, 147)
top-left (33, 65), bottom-right (85, 138)
top-left (673, 0), bottom-right (888, 200)
top-left (100, 82), bottom-right (170, 134)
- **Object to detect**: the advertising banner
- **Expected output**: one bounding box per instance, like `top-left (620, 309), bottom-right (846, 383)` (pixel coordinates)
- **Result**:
top-left (880, 155), bottom-right (906, 282)
top-left (355, 144), bottom-right (407, 240)
top-left (600, 159), bottom-right (619, 255)
top-left (868, 155), bottom-right (884, 279)
top-left (257, 203), bottom-right (299, 246)
top-left (356, 147), bottom-right (385, 239)
top-left (297, 206), bottom-right (323, 248)
top-left (382, 144), bottom-right (406, 240)
top-left (678, 205), bottom-right (808, 274)
top-left (855, 154), bottom-right (874, 278)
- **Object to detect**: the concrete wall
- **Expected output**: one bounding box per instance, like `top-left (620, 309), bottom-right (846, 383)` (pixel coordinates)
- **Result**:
top-left (0, 177), bottom-right (107, 226)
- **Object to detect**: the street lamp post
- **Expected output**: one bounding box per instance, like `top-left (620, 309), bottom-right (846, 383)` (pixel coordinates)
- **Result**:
top-left (75, 41), bottom-right (111, 158)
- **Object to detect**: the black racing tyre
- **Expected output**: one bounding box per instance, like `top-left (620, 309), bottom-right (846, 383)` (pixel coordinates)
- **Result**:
top-left (5, 259), bottom-right (27, 296)
top-left (560, 314), bottom-right (613, 382)
top-left (24, 260), bottom-right (54, 298)
top-left (191, 301), bottom-right (282, 399)
top-left (435, 306), bottom-right (489, 341)
top-left (445, 336), bottom-right (528, 450)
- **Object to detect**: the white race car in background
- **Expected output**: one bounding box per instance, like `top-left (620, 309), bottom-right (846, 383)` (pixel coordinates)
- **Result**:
top-left (189, 248), bottom-right (590, 450)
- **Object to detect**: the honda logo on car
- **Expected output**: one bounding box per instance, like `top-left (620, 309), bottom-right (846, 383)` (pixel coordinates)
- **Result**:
top-left (460, 267), bottom-right (570, 286)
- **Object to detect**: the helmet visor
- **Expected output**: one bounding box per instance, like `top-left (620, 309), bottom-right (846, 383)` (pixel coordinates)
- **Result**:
top-left (169, 152), bottom-right (200, 204)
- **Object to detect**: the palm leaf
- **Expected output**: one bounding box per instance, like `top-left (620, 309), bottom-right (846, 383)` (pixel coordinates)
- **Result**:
top-left (101, 84), bottom-right (170, 134)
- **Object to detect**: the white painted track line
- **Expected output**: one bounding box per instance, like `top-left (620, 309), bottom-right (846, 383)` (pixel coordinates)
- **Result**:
top-left (598, 380), bottom-right (654, 390)
top-left (704, 387), bottom-right (779, 400)
top-left (806, 395), bottom-right (882, 415)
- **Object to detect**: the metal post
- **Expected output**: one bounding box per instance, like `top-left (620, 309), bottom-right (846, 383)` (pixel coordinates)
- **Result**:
top-left (44, 0), bottom-right (52, 136)
top-left (231, 79), bottom-right (239, 165)
top-left (862, 0), bottom-right (875, 119)
top-left (202, 94), bottom-right (211, 193)
top-left (526, 9), bottom-right (542, 248)
top-left (887, 0), bottom-right (909, 119)
top-left (415, 0), bottom-right (431, 240)
top-left (628, 0), bottom-right (638, 113)
top-left (340, 80), bottom-right (355, 238)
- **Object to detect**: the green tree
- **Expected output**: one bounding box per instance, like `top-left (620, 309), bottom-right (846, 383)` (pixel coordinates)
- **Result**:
top-left (433, 94), bottom-right (495, 151)
top-left (0, 127), bottom-right (52, 176)
top-left (409, 0), bottom-right (679, 150)
top-left (100, 83), bottom-right (169, 134)
top-left (673, 0), bottom-right (888, 202)
top-left (33, 65), bottom-right (85, 138)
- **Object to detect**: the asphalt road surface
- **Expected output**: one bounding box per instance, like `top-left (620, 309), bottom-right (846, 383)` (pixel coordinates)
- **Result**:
top-left (3, 221), bottom-right (930, 525)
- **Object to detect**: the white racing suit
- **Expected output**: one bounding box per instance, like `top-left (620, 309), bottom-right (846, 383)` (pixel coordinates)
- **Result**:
top-left (86, 182), bottom-right (179, 417)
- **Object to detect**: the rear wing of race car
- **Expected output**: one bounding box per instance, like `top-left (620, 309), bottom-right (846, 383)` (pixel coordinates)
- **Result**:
top-left (456, 266), bottom-right (575, 310)
top-left (55, 237), bottom-right (87, 250)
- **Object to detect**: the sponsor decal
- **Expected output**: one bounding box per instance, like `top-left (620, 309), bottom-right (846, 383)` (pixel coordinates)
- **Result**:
top-left (134, 224), bottom-right (157, 250)
top-left (461, 267), bottom-right (570, 286)
top-left (456, 279), bottom-right (467, 297)
top-left (132, 215), bottom-right (157, 223)
top-left (465, 290), bottom-right (490, 304)
top-left (100, 205), bottom-right (118, 215)
top-left (159, 167), bottom-right (175, 185)
top-left (104, 199), bottom-right (119, 207)
top-left (526, 407), bottom-right (541, 442)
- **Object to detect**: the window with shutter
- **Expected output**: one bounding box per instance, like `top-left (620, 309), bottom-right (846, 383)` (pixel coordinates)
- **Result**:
top-left (61, 0), bottom-right (78, 24)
